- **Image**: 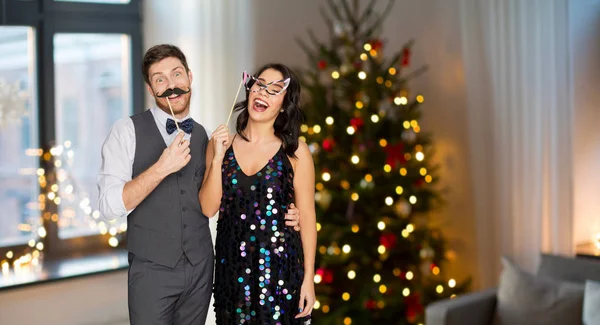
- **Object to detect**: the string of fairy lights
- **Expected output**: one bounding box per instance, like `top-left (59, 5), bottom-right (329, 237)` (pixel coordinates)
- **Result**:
top-left (1, 141), bottom-right (126, 277)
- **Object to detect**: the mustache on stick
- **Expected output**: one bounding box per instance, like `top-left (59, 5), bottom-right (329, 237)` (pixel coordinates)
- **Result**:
top-left (157, 87), bottom-right (190, 135)
top-left (156, 87), bottom-right (190, 98)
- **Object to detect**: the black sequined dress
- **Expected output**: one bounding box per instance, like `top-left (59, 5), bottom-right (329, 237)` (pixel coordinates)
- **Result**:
top-left (214, 143), bottom-right (306, 325)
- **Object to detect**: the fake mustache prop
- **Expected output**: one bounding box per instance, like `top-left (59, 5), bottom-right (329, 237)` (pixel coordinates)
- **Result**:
top-left (156, 87), bottom-right (190, 98)
top-left (156, 87), bottom-right (191, 133)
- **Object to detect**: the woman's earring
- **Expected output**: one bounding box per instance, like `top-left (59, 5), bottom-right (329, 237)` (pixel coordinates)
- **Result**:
top-left (280, 109), bottom-right (284, 113)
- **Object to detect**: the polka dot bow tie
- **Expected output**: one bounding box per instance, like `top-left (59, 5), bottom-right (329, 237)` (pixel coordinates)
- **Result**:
top-left (166, 118), bottom-right (193, 134)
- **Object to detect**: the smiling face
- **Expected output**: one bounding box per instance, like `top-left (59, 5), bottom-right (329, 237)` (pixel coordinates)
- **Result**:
top-left (145, 56), bottom-right (193, 117)
top-left (247, 68), bottom-right (287, 124)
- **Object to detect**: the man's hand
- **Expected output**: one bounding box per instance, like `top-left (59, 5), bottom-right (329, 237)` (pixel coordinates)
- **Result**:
top-left (285, 203), bottom-right (300, 231)
top-left (156, 132), bottom-right (191, 177)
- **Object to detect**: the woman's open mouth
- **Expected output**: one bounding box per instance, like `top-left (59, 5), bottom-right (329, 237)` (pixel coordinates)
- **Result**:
top-left (252, 98), bottom-right (270, 112)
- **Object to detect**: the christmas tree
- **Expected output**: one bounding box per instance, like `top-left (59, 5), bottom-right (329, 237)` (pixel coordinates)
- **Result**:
top-left (296, 1), bottom-right (470, 324)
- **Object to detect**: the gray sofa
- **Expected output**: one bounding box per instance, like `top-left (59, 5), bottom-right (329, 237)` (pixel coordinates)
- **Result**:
top-left (425, 254), bottom-right (600, 325)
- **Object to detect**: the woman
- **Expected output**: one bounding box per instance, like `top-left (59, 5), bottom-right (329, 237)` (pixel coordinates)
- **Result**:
top-left (199, 63), bottom-right (317, 324)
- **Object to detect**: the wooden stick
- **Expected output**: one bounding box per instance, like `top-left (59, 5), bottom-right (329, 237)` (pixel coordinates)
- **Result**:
top-left (226, 78), bottom-right (244, 127)
top-left (166, 97), bottom-right (181, 133)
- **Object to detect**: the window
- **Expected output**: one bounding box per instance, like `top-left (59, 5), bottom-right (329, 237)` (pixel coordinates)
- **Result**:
top-left (0, 0), bottom-right (142, 286)
top-left (107, 96), bottom-right (124, 127)
top-left (0, 26), bottom-right (39, 249)
top-left (54, 33), bottom-right (133, 239)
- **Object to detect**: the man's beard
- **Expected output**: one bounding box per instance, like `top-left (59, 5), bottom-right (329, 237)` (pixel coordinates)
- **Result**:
top-left (154, 88), bottom-right (192, 116)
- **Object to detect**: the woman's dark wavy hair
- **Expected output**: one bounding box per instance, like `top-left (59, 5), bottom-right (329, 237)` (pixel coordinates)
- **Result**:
top-left (234, 63), bottom-right (303, 158)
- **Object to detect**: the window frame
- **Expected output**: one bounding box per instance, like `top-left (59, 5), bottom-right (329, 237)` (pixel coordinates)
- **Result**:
top-left (0, 0), bottom-right (143, 261)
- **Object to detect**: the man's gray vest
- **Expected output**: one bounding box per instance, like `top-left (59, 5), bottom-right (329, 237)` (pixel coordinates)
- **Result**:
top-left (127, 110), bottom-right (212, 268)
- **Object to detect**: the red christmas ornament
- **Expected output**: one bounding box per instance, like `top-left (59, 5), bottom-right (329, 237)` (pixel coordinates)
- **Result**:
top-left (365, 299), bottom-right (377, 310)
top-left (371, 39), bottom-right (383, 51)
top-left (317, 268), bottom-right (334, 284)
top-left (404, 293), bottom-right (424, 322)
top-left (323, 268), bottom-right (334, 284)
top-left (414, 179), bottom-right (425, 187)
top-left (405, 305), bottom-right (419, 322)
top-left (350, 117), bottom-right (364, 130)
top-left (379, 233), bottom-right (397, 249)
top-left (402, 48), bottom-right (411, 67)
top-left (318, 60), bottom-right (327, 70)
top-left (322, 138), bottom-right (335, 152)
top-left (353, 61), bottom-right (362, 70)
top-left (383, 142), bottom-right (406, 168)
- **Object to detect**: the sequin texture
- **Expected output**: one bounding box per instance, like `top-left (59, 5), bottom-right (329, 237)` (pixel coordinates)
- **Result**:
top-left (214, 145), bottom-right (306, 325)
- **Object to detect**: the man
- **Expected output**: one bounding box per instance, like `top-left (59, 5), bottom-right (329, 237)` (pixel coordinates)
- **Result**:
top-left (97, 44), bottom-right (300, 325)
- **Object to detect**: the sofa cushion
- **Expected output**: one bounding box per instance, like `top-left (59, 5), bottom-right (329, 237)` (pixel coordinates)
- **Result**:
top-left (494, 256), bottom-right (584, 325)
top-left (537, 254), bottom-right (600, 283)
top-left (583, 280), bottom-right (600, 325)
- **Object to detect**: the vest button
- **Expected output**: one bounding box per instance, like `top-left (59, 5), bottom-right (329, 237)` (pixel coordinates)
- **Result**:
top-left (181, 190), bottom-right (186, 195)
top-left (182, 207), bottom-right (187, 212)
top-left (183, 224), bottom-right (188, 229)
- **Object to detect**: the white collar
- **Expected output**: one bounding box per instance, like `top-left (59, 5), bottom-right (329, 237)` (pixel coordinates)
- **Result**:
top-left (150, 106), bottom-right (191, 127)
